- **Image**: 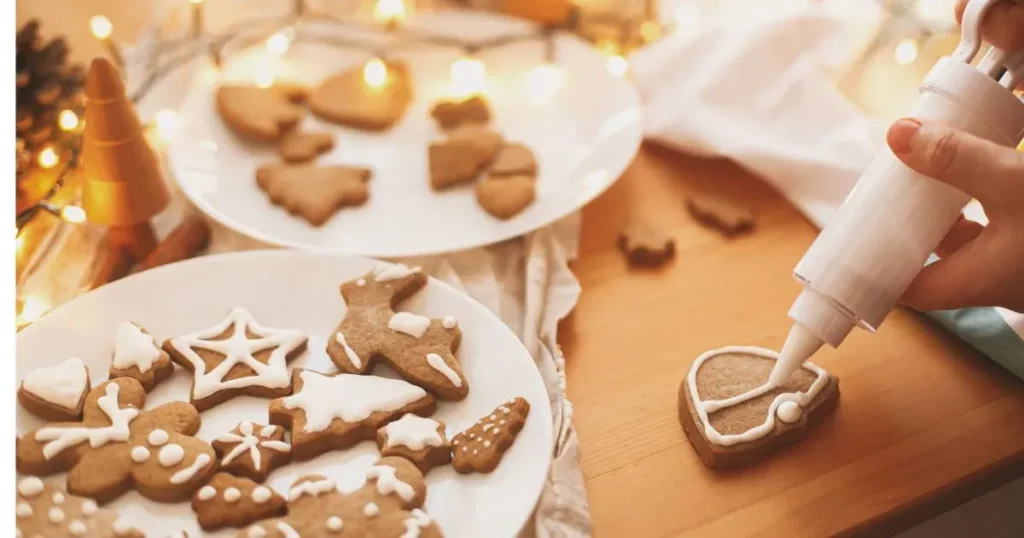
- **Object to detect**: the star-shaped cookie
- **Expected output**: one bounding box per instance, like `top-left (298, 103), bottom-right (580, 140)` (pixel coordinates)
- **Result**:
top-left (212, 421), bottom-right (291, 483)
top-left (216, 84), bottom-right (304, 141)
top-left (255, 163), bottom-right (372, 226)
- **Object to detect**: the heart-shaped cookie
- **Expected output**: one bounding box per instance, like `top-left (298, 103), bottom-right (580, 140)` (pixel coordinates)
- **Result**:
top-left (475, 174), bottom-right (536, 220)
top-left (309, 61), bottom-right (413, 131)
top-left (18, 357), bottom-right (91, 421)
top-left (678, 346), bottom-right (839, 468)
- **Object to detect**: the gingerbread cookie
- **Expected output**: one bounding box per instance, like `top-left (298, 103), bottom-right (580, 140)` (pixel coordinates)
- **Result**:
top-left (685, 195), bottom-right (754, 236)
top-left (255, 163), bottom-right (372, 226)
top-left (679, 346), bottom-right (840, 469)
top-left (110, 321), bottom-right (174, 392)
top-left (15, 476), bottom-right (145, 538)
top-left (430, 95), bottom-right (491, 129)
top-left (376, 414), bottom-right (452, 474)
top-left (274, 81), bottom-right (310, 103)
top-left (617, 220), bottom-right (676, 267)
top-left (428, 124), bottom-right (503, 190)
top-left (216, 84), bottom-right (304, 141)
top-left (192, 473), bottom-right (287, 531)
top-left (212, 421), bottom-right (291, 483)
top-left (241, 457), bottom-right (442, 538)
top-left (163, 308), bottom-right (308, 411)
top-left (489, 143), bottom-right (537, 177)
top-left (452, 397), bottom-right (530, 474)
top-left (475, 174), bottom-right (536, 219)
top-left (279, 131), bottom-right (335, 163)
top-left (309, 61), bottom-right (413, 131)
top-left (270, 370), bottom-right (436, 461)
top-left (16, 378), bottom-right (218, 504)
top-left (18, 357), bottom-right (90, 422)
top-left (326, 264), bottom-right (467, 400)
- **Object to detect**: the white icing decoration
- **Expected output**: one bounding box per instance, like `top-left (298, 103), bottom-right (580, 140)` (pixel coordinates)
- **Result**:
top-left (112, 321), bottom-right (161, 374)
top-left (453, 439), bottom-right (459, 446)
top-left (219, 421), bottom-right (291, 471)
top-left (442, 316), bottom-right (457, 329)
top-left (52, 492), bottom-right (65, 504)
top-left (282, 372), bottom-right (427, 433)
top-left (247, 526), bottom-right (268, 538)
top-left (326, 516), bottom-right (344, 531)
top-left (366, 465), bottom-right (416, 502)
top-left (112, 518), bottom-right (133, 535)
top-left (373, 263), bottom-right (420, 282)
top-left (168, 308), bottom-right (307, 400)
top-left (197, 485), bottom-right (216, 501)
top-left (289, 478), bottom-right (337, 501)
top-left (16, 502), bottom-right (32, 518)
top-left (35, 383), bottom-right (139, 460)
top-left (473, 449), bottom-right (478, 454)
top-left (18, 477), bottom-right (44, 497)
top-left (401, 509), bottom-right (433, 538)
top-left (21, 357), bottom-right (89, 410)
top-left (334, 332), bottom-right (362, 369)
top-left (278, 521), bottom-right (300, 538)
top-left (80, 499), bottom-right (97, 516)
top-left (484, 440), bottom-right (492, 447)
top-left (388, 312), bottom-right (432, 338)
top-left (159, 443), bottom-right (185, 466)
top-left (148, 429), bottom-right (169, 446)
top-left (260, 425), bottom-right (277, 437)
top-left (170, 453), bottom-right (212, 484)
top-left (499, 420), bottom-right (506, 425)
top-left (49, 506), bottom-right (65, 523)
top-left (493, 429), bottom-right (500, 435)
top-left (131, 446), bottom-right (150, 463)
top-left (384, 414), bottom-right (444, 450)
top-left (777, 401), bottom-right (803, 423)
top-left (224, 487), bottom-right (242, 502)
top-left (363, 502), bottom-right (380, 517)
top-left (68, 519), bottom-right (88, 536)
top-left (356, 278), bottom-right (367, 286)
top-left (687, 346), bottom-right (830, 446)
top-left (425, 353), bottom-right (462, 388)
top-left (252, 486), bottom-right (272, 504)
top-left (482, 423), bottom-right (494, 432)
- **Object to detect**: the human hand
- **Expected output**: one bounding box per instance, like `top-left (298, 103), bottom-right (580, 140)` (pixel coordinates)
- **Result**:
top-left (956, 0), bottom-right (1024, 54)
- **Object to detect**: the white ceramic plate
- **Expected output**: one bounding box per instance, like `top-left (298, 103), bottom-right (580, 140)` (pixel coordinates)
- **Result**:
top-left (167, 10), bottom-right (642, 257)
top-left (15, 251), bottom-right (553, 537)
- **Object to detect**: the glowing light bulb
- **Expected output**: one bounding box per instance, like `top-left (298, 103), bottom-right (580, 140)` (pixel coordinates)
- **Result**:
top-left (450, 56), bottom-right (486, 98)
top-left (375, 0), bottom-right (407, 23)
top-left (596, 40), bottom-right (618, 56)
top-left (19, 296), bottom-right (49, 324)
top-left (640, 21), bottom-right (662, 42)
top-left (527, 63), bottom-right (565, 103)
top-left (90, 15), bottom-right (113, 39)
top-left (255, 71), bottom-right (275, 88)
top-left (58, 110), bottom-right (79, 131)
top-left (266, 32), bottom-right (291, 57)
top-left (606, 55), bottom-right (629, 77)
top-left (155, 109), bottom-right (181, 141)
top-left (363, 58), bottom-right (388, 88)
top-left (190, 0), bottom-right (204, 4)
top-left (894, 38), bottom-right (919, 66)
top-left (37, 147), bottom-right (59, 169)
top-left (61, 205), bottom-right (87, 224)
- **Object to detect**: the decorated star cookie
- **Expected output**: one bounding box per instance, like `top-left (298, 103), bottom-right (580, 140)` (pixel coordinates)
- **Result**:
top-left (279, 131), bottom-right (335, 163)
top-left (110, 321), bottom-right (174, 392)
top-left (270, 370), bottom-right (436, 461)
top-left (15, 476), bottom-right (145, 538)
top-left (241, 457), bottom-right (443, 538)
top-left (255, 163), bottom-right (372, 227)
top-left (163, 308), bottom-right (308, 411)
top-left (326, 264), bottom-right (468, 400)
top-left (678, 346), bottom-right (840, 468)
top-left (18, 357), bottom-right (91, 422)
top-left (475, 174), bottom-right (536, 220)
top-left (309, 61), bottom-right (414, 131)
top-left (452, 397), bottom-right (530, 474)
top-left (192, 473), bottom-right (287, 531)
top-left (16, 378), bottom-right (218, 504)
top-left (430, 94), bottom-right (491, 129)
top-left (216, 84), bottom-right (305, 141)
top-left (212, 421), bottom-right (291, 483)
top-left (617, 219), bottom-right (676, 267)
top-left (376, 414), bottom-right (452, 474)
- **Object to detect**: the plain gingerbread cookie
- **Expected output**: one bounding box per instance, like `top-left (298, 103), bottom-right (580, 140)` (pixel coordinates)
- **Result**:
top-left (475, 174), bottom-right (536, 220)
top-left (18, 357), bottom-right (91, 422)
top-left (216, 84), bottom-right (304, 141)
top-left (430, 94), bottom-right (491, 129)
top-left (279, 131), bottom-right (335, 163)
top-left (309, 61), bottom-right (413, 131)
top-left (256, 163), bottom-right (372, 226)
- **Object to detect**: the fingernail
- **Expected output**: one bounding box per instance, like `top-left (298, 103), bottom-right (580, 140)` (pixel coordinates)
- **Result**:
top-left (888, 118), bottom-right (921, 154)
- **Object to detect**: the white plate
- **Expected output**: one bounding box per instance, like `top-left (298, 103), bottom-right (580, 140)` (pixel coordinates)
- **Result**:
top-left (15, 251), bottom-right (553, 537)
top-left (167, 10), bottom-right (642, 257)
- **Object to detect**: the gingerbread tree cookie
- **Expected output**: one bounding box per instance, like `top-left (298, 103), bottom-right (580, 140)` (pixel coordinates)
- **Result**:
top-left (216, 84), bottom-right (304, 141)
top-left (452, 397), bottom-right (530, 474)
top-left (192, 472), bottom-right (287, 531)
top-left (110, 321), bottom-right (174, 392)
top-left (326, 263), bottom-right (468, 400)
top-left (309, 61), bottom-right (413, 131)
top-left (16, 476), bottom-right (145, 538)
top-left (163, 308), bottom-right (308, 411)
top-left (16, 378), bottom-right (217, 504)
top-left (212, 421), bottom-right (291, 483)
top-left (255, 163), bottom-right (372, 227)
top-left (241, 457), bottom-right (443, 538)
top-left (270, 369), bottom-right (435, 461)
top-left (376, 413), bottom-right (452, 474)
top-left (18, 357), bottom-right (91, 422)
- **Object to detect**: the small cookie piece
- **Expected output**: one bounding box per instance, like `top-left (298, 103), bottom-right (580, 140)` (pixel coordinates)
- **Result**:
top-left (452, 397), bottom-right (530, 474)
top-left (212, 421), bottom-right (291, 483)
top-left (489, 143), bottom-right (537, 177)
top-left (475, 174), bottom-right (536, 219)
top-left (16, 378), bottom-right (217, 504)
top-left (216, 84), bottom-right (304, 141)
top-left (16, 477), bottom-right (145, 538)
top-left (309, 61), bottom-right (413, 131)
top-left (617, 220), bottom-right (676, 267)
top-left (256, 163), bottom-right (372, 226)
top-left (163, 308), bottom-right (308, 411)
top-left (679, 346), bottom-right (840, 469)
top-left (271, 370), bottom-right (436, 461)
top-left (376, 414), bottom-right (452, 474)
top-left (279, 131), bottom-right (335, 163)
top-left (326, 264), bottom-right (468, 400)
top-left (241, 457), bottom-right (443, 538)
top-left (430, 95), bottom-right (491, 129)
top-left (685, 195), bottom-right (754, 236)
top-left (192, 473), bottom-right (287, 531)
top-left (18, 357), bottom-right (90, 422)
top-left (110, 321), bottom-right (174, 392)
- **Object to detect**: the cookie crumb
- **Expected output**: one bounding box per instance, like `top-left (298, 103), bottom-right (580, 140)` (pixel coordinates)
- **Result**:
top-left (618, 220), bottom-right (675, 267)
top-left (686, 195), bottom-right (754, 236)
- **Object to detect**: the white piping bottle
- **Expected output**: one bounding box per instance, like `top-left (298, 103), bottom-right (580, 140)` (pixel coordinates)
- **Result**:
top-left (769, 0), bottom-right (1024, 385)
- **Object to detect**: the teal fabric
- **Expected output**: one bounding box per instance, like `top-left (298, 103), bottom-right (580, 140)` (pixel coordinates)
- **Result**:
top-left (928, 308), bottom-right (1024, 381)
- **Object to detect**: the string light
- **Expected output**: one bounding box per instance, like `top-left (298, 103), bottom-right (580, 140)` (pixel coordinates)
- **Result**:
top-left (374, 0), bottom-right (407, 24)
top-left (640, 21), bottom-right (662, 42)
top-left (19, 296), bottom-right (50, 324)
top-left (155, 109), bottom-right (181, 141)
top-left (60, 205), bottom-right (87, 224)
top-left (266, 32), bottom-right (291, 57)
top-left (606, 55), bottom-right (629, 77)
top-left (37, 147), bottom-right (59, 169)
top-left (89, 15), bottom-right (113, 39)
top-left (255, 71), bottom-right (275, 88)
top-left (527, 63), bottom-right (564, 103)
top-left (894, 38), bottom-right (919, 66)
top-left (450, 56), bottom-right (486, 97)
top-left (363, 58), bottom-right (388, 88)
top-left (58, 110), bottom-right (79, 131)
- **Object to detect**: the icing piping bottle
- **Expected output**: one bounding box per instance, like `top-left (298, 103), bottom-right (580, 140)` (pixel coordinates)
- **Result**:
top-left (769, 0), bottom-right (1024, 385)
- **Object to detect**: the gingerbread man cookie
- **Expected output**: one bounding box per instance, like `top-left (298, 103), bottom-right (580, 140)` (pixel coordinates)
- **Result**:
top-left (309, 61), bottom-right (413, 131)
top-left (15, 476), bottom-right (145, 537)
top-left (326, 264), bottom-right (468, 400)
top-left (452, 397), bottom-right (530, 474)
top-left (240, 457), bottom-right (443, 538)
top-left (163, 308), bottom-right (308, 411)
top-left (16, 378), bottom-right (218, 504)
top-left (192, 473), bottom-right (288, 531)
top-left (279, 131), bottom-right (335, 163)
top-left (212, 421), bottom-right (291, 483)
top-left (216, 84), bottom-right (305, 141)
top-left (430, 94), bottom-right (491, 129)
top-left (255, 163), bottom-right (372, 227)
top-left (376, 413), bottom-right (452, 474)
top-left (110, 321), bottom-right (174, 392)
top-left (18, 357), bottom-right (91, 422)
top-left (270, 369), bottom-right (436, 461)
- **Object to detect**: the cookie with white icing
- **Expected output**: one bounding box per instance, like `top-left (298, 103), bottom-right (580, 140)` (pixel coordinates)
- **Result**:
top-left (212, 421), bottom-right (291, 483)
top-left (452, 397), bottom-right (530, 474)
top-left (375, 414), bottom-right (452, 474)
top-left (191, 472), bottom-right (287, 531)
top-left (678, 346), bottom-right (840, 469)
top-left (109, 321), bottom-right (174, 392)
top-left (240, 457), bottom-right (442, 538)
top-left (16, 378), bottom-right (218, 504)
top-left (18, 357), bottom-right (91, 422)
top-left (15, 476), bottom-right (145, 538)
top-left (326, 263), bottom-right (468, 401)
top-left (163, 308), bottom-right (308, 411)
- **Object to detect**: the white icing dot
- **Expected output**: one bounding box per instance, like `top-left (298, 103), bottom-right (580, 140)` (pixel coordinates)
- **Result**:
top-left (52, 492), bottom-right (66, 504)
top-left (777, 401), bottom-right (803, 423)
top-left (80, 499), bottom-right (97, 516)
top-left (248, 526), bottom-right (268, 538)
top-left (224, 487), bottom-right (242, 502)
top-left (462, 447), bottom-right (467, 452)
top-left (239, 421), bottom-right (254, 435)
top-left (489, 415), bottom-right (497, 420)
top-left (500, 420), bottom-right (506, 425)
top-left (356, 278), bottom-right (366, 286)
top-left (158, 444), bottom-right (185, 467)
top-left (469, 433), bottom-right (475, 439)
top-left (197, 485), bottom-right (217, 501)
top-left (112, 518), bottom-right (133, 535)
top-left (501, 407), bottom-right (510, 414)
top-left (131, 446), bottom-right (150, 463)
top-left (49, 506), bottom-right (65, 523)
top-left (453, 439), bottom-right (459, 446)
top-left (252, 486), bottom-right (272, 504)
top-left (326, 516), bottom-right (344, 531)
top-left (363, 502), bottom-right (379, 517)
top-left (18, 477), bottom-right (44, 497)
top-left (148, 429), bottom-right (169, 446)
top-left (493, 428), bottom-right (501, 434)
top-left (68, 519), bottom-right (88, 536)
top-left (442, 316), bottom-right (457, 329)
top-left (484, 440), bottom-right (492, 447)
top-left (16, 502), bottom-right (32, 518)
